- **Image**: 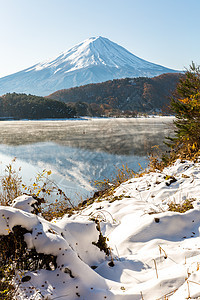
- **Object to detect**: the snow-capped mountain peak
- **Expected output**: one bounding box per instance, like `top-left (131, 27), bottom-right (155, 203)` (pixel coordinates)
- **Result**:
top-left (0, 36), bottom-right (179, 96)
top-left (28, 36), bottom-right (164, 72)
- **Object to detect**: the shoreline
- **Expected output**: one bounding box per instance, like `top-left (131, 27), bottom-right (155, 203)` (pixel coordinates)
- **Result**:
top-left (0, 115), bottom-right (175, 122)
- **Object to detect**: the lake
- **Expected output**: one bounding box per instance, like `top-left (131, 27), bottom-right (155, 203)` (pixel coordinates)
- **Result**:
top-left (0, 117), bottom-right (174, 203)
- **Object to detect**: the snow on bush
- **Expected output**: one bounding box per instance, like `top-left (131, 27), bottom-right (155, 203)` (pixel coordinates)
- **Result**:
top-left (1, 159), bottom-right (200, 299)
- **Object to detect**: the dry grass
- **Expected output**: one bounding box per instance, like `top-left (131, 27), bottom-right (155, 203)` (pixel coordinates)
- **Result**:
top-left (168, 198), bottom-right (195, 213)
top-left (91, 164), bottom-right (136, 203)
top-left (0, 158), bottom-right (22, 206)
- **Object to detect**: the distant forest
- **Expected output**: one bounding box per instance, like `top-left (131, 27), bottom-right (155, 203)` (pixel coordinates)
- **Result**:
top-left (0, 73), bottom-right (182, 119)
top-left (0, 93), bottom-right (76, 119)
top-left (48, 73), bottom-right (181, 116)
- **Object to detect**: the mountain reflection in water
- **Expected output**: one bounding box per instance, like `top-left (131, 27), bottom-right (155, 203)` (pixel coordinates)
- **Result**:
top-left (0, 117), bottom-right (174, 202)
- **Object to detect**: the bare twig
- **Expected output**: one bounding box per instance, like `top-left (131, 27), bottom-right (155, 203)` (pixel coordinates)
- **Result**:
top-left (153, 259), bottom-right (158, 279)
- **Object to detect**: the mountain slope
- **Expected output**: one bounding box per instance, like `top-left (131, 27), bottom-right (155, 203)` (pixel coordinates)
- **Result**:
top-left (48, 73), bottom-right (182, 114)
top-left (0, 36), bottom-right (179, 96)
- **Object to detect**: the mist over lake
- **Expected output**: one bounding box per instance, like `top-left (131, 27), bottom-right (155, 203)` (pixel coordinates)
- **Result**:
top-left (0, 117), bottom-right (173, 203)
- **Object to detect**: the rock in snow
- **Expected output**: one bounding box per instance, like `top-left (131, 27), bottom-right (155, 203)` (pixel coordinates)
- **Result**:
top-left (1, 159), bottom-right (200, 299)
top-left (0, 36), bottom-right (179, 96)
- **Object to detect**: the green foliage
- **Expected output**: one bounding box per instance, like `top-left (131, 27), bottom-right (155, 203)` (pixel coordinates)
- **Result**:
top-left (166, 63), bottom-right (200, 160)
top-left (0, 93), bottom-right (76, 119)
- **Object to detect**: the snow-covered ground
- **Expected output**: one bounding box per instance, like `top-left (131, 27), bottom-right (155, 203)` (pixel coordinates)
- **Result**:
top-left (1, 158), bottom-right (200, 299)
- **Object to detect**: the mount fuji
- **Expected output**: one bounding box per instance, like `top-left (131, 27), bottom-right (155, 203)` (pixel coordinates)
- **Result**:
top-left (0, 36), bottom-right (179, 96)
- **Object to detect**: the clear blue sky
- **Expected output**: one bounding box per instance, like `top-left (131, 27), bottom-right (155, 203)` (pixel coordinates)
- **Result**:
top-left (0, 0), bottom-right (199, 77)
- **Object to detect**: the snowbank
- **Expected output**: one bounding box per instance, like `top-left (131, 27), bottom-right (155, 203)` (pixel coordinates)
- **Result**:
top-left (1, 159), bottom-right (200, 299)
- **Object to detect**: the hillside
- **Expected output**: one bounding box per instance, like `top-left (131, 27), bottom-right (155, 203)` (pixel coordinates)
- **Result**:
top-left (48, 73), bottom-right (182, 115)
top-left (0, 93), bottom-right (76, 119)
top-left (0, 37), bottom-right (179, 96)
top-left (1, 159), bottom-right (200, 299)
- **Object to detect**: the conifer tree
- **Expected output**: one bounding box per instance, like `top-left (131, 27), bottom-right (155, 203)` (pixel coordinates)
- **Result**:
top-left (167, 62), bottom-right (200, 159)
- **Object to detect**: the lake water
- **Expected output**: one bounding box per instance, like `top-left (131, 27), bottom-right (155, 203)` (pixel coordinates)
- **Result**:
top-left (0, 117), bottom-right (174, 203)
